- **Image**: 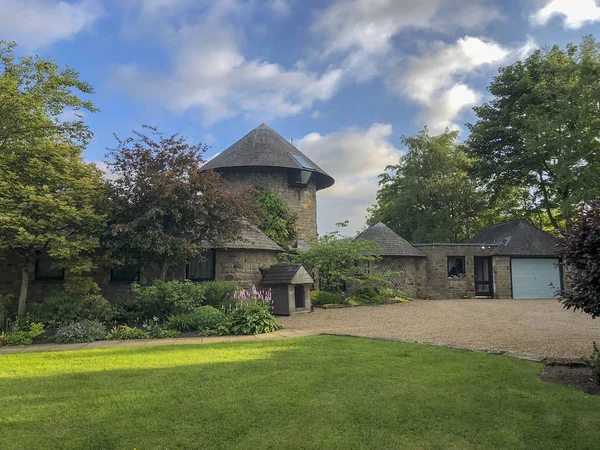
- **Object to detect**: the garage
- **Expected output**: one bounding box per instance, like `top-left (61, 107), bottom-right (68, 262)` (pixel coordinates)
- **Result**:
top-left (511, 258), bottom-right (561, 299)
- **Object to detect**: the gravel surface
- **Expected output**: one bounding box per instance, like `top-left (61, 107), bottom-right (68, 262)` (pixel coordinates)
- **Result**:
top-left (278, 299), bottom-right (600, 359)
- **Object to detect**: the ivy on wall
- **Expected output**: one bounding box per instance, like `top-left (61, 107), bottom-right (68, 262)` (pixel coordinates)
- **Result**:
top-left (252, 185), bottom-right (296, 248)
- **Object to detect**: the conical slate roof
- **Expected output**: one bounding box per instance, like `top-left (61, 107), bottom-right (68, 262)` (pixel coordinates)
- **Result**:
top-left (356, 222), bottom-right (426, 257)
top-left (469, 219), bottom-right (559, 256)
top-left (201, 123), bottom-right (335, 190)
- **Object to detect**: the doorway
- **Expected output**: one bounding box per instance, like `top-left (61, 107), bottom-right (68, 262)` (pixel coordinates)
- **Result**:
top-left (474, 256), bottom-right (493, 297)
top-left (294, 285), bottom-right (305, 309)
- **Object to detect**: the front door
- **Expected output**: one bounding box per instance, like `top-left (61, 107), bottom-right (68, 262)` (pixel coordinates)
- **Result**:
top-left (474, 256), bottom-right (493, 297)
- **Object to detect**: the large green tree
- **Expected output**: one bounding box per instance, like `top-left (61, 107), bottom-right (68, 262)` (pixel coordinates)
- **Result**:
top-left (467, 36), bottom-right (600, 231)
top-left (368, 129), bottom-right (526, 243)
top-left (0, 42), bottom-right (103, 315)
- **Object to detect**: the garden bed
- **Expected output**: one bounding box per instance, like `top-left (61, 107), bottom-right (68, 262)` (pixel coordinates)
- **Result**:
top-left (540, 365), bottom-right (600, 395)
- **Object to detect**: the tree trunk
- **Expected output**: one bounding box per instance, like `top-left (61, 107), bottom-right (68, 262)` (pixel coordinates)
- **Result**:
top-left (18, 266), bottom-right (30, 316)
top-left (538, 172), bottom-right (560, 231)
top-left (159, 260), bottom-right (169, 281)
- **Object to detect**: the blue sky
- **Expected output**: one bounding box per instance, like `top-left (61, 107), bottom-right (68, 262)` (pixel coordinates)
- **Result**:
top-left (1, 0), bottom-right (599, 234)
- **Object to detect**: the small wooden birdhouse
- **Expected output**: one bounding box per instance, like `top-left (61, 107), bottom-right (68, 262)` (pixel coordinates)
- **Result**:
top-left (260, 264), bottom-right (314, 315)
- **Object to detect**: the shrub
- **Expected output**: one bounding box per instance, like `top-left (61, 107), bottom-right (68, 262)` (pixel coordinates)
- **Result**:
top-left (126, 280), bottom-right (205, 321)
top-left (1, 321), bottom-right (44, 346)
top-left (142, 322), bottom-right (180, 339)
top-left (348, 287), bottom-right (387, 305)
top-left (77, 294), bottom-right (116, 323)
top-left (312, 291), bottom-right (344, 306)
top-left (167, 306), bottom-right (225, 332)
top-left (54, 320), bottom-right (107, 344)
top-left (106, 325), bottom-right (150, 340)
top-left (32, 292), bottom-right (114, 325)
top-left (224, 303), bottom-right (280, 335)
top-left (199, 282), bottom-right (237, 308)
top-left (32, 292), bottom-right (79, 325)
top-left (559, 201), bottom-right (600, 317)
top-left (2, 331), bottom-right (33, 346)
top-left (588, 341), bottom-right (600, 385)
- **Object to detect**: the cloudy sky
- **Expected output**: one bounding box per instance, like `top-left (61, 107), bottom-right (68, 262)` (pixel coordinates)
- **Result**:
top-left (1, 0), bottom-right (599, 234)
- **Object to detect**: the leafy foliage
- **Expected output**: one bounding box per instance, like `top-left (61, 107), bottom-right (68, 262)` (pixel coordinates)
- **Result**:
top-left (252, 185), bottom-right (296, 248)
top-left (198, 281), bottom-right (238, 309)
top-left (106, 325), bottom-right (150, 340)
top-left (54, 320), bottom-right (107, 344)
top-left (126, 280), bottom-right (205, 321)
top-left (468, 36), bottom-right (600, 231)
top-left (32, 292), bottom-right (115, 326)
top-left (559, 202), bottom-right (600, 317)
top-left (280, 224), bottom-right (392, 293)
top-left (368, 129), bottom-right (529, 243)
top-left (141, 322), bottom-right (180, 339)
top-left (220, 303), bottom-right (279, 335)
top-left (0, 42), bottom-right (104, 315)
top-left (167, 306), bottom-right (224, 332)
top-left (104, 126), bottom-right (252, 280)
top-left (588, 341), bottom-right (600, 385)
top-left (1, 321), bottom-right (44, 346)
top-left (312, 291), bottom-right (344, 306)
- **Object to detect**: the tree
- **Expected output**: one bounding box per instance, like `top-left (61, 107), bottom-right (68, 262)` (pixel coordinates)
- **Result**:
top-left (368, 129), bottom-right (526, 243)
top-left (0, 42), bottom-right (102, 315)
top-left (279, 222), bottom-right (387, 293)
top-left (104, 126), bottom-right (252, 280)
top-left (252, 185), bottom-right (296, 249)
top-left (0, 41), bottom-right (96, 148)
top-left (559, 201), bottom-right (600, 318)
top-left (467, 36), bottom-right (600, 232)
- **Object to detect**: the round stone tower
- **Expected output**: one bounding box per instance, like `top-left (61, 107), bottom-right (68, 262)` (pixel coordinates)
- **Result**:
top-left (201, 123), bottom-right (335, 241)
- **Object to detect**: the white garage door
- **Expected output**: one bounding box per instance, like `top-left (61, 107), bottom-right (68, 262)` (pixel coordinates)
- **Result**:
top-left (511, 258), bottom-right (561, 299)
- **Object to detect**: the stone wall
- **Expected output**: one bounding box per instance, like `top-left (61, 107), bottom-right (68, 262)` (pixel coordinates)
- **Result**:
top-left (492, 256), bottom-right (512, 298)
top-left (215, 248), bottom-right (278, 288)
top-left (371, 256), bottom-right (425, 299)
top-left (415, 245), bottom-right (508, 299)
top-left (0, 248), bottom-right (278, 311)
top-left (219, 168), bottom-right (318, 241)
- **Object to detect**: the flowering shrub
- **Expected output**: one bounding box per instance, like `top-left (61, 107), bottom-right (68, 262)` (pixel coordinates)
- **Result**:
top-left (54, 320), bottom-right (106, 344)
top-left (224, 285), bottom-right (273, 312)
top-left (222, 303), bottom-right (280, 335)
top-left (198, 282), bottom-right (238, 309)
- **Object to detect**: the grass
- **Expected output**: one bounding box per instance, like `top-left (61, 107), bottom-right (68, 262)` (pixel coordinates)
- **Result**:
top-left (0, 336), bottom-right (599, 450)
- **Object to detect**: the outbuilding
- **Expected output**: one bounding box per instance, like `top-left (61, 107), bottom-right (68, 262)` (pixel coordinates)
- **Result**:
top-left (260, 264), bottom-right (314, 315)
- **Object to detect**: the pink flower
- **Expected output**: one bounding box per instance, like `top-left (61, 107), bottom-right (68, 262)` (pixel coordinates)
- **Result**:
top-left (153, 316), bottom-right (159, 322)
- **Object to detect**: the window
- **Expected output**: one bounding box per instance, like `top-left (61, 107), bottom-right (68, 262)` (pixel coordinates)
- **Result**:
top-left (186, 250), bottom-right (216, 282)
top-left (34, 254), bottom-right (64, 281)
top-left (447, 256), bottom-right (466, 278)
top-left (289, 152), bottom-right (314, 170)
top-left (110, 266), bottom-right (140, 283)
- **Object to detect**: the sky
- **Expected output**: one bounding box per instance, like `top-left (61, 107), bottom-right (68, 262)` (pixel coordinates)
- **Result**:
top-left (1, 0), bottom-right (599, 235)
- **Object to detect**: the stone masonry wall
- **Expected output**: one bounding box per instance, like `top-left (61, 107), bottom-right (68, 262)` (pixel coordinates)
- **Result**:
top-left (215, 248), bottom-right (278, 288)
top-left (416, 245), bottom-right (511, 299)
top-left (219, 168), bottom-right (318, 241)
top-left (492, 256), bottom-right (512, 298)
top-left (371, 256), bottom-right (424, 299)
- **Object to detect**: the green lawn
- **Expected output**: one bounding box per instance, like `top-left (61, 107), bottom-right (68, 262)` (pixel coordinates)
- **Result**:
top-left (0, 336), bottom-right (599, 450)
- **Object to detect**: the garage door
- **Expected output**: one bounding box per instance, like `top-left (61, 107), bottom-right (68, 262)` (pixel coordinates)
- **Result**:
top-left (511, 258), bottom-right (561, 299)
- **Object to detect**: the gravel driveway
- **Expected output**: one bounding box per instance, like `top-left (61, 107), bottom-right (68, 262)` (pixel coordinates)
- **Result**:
top-left (278, 299), bottom-right (600, 359)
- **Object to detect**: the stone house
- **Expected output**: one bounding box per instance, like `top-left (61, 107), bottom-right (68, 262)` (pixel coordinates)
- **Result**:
top-left (359, 220), bottom-right (564, 299)
top-left (355, 222), bottom-right (426, 298)
top-left (0, 123), bottom-right (334, 306)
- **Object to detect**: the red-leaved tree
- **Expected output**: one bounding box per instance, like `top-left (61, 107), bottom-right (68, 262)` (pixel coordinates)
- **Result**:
top-left (104, 126), bottom-right (251, 280)
top-left (559, 201), bottom-right (600, 318)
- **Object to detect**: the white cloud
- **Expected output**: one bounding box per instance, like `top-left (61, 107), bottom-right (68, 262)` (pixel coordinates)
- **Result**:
top-left (113, 14), bottom-right (343, 124)
top-left (390, 36), bottom-right (536, 132)
top-left (311, 0), bottom-right (502, 80)
top-left (297, 124), bottom-right (401, 235)
top-left (531, 0), bottom-right (600, 29)
top-left (0, 0), bottom-right (102, 49)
